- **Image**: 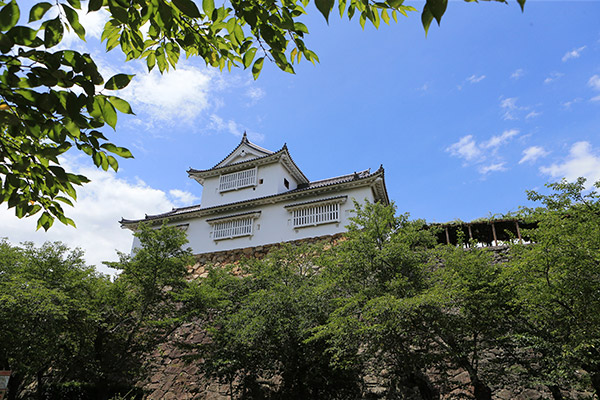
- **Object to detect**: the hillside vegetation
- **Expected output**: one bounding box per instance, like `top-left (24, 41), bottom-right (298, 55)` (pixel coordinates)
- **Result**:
top-left (1, 178), bottom-right (599, 399)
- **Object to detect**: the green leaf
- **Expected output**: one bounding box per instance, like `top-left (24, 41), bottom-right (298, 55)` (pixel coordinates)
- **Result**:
top-left (100, 143), bottom-right (133, 158)
top-left (107, 96), bottom-right (134, 114)
top-left (0, 1), bottom-right (19, 31)
top-left (88, 0), bottom-right (103, 12)
top-left (36, 212), bottom-right (54, 231)
top-left (44, 17), bottom-right (64, 48)
top-left (104, 74), bottom-right (135, 90)
top-left (294, 22), bottom-right (309, 34)
top-left (29, 2), bottom-right (52, 22)
top-left (173, 0), bottom-right (202, 18)
top-left (7, 26), bottom-right (40, 46)
top-left (381, 9), bottom-right (389, 24)
top-left (55, 196), bottom-right (74, 207)
top-left (251, 57), bottom-right (264, 80)
top-left (67, 0), bottom-right (81, 10)
top-left (146, 51), bottom-right (156, 70)
top-left (0, 32), bottom-right (13, 53)
top-left (100, 99), bottom-right (117, 129)
top-left (338, 0), bottom-right (346, 18)
top-left (315, 0), bottom-right (335, 23)
top-left (57, 214), bottom-right (76, 227)
top-left (421, 4), bottom-right (434, 35)
top-left (61, 4), bottom-right (86, 40)
top-left (202, 0), bottom-right (214, 18)
top-left (242, 47), bottom-right (257, 69)
top-left (107, 155), bottom-right (119, 171)
top-left (517, 0), bottom-right (525, 12)
top-left (425, 0), bottom-right (447, 25)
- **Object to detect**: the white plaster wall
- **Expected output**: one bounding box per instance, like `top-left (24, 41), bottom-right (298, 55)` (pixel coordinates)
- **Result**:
top-left (185, 185), bottom-right (374, 255)
top-left (199, 163), bottom-right (299, 208)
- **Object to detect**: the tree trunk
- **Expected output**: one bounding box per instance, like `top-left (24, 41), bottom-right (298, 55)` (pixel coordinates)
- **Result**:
top-left (459, 359), bottom-right (492, 400)
top-left (471, 375), bottom-right (492, 400)
top-left (590, 371), bottom-right (600, 399)
top-left (36, 369), bottom-right (44, 400)
top-left (548, 384), bottom-right (563, 400)
top-left (6, 372), bottom-right (22, 400)
top-left (410, 371), bottom-right (439, 400)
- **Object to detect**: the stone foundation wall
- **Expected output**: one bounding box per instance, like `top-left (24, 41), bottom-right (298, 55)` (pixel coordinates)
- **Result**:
top-left (186, 233), bottom-right (346, 279)
top-left (142, 234), bottom-right (345, 400)
top-left (141, 243), bottom-right (593, 400)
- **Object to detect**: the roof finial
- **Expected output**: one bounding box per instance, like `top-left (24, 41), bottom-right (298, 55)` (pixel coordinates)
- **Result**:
top-left (242, 131), bottom-right (248, 142)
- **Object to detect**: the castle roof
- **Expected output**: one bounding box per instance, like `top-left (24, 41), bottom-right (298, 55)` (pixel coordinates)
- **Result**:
top-left (187, 134), bottom-right (309, 185)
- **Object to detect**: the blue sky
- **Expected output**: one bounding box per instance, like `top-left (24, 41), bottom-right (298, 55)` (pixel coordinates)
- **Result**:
top-left (2, 0), bottom-right (600, 272)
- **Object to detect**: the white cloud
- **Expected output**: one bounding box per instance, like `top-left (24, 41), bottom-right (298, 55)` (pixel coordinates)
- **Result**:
top-left (499, 97), bottom-right (536, 120)
top-left (562, 46), bottom-right (586, 62)
top-left (590, 75), bottom-right (600, 91)
top-left (466, 74), bottom-right (486, 84)
top-left (562, 98), bottom-right (582, 109)
top-left (544, 71), bottom-right (564, 85)
top-left (446, 135), bottom-right (482, 162)
top-left (525, 110), bottom-right (542, 119)
top-left (208, 114), bottom-right (265, 142)
top-left (0, 156), bottom-right (197, 275)
top-left (511, 69), bottom-right (524, 80)
top-left (122, 66), bottom-right (215, 122)
top-left (588, 75), bottom-right (600, 102)
top-left (483, 129), bottom-right (519, 149)
top-left (246, 87), bottom-right (266, 104)
top-left (540, 141), bottom-right (600, 185)
top-left (499, 97), bottom-right (528, 120)
top-left (447, 130), bottom-right (520, 174)
top-left (169, 189), bottom-right (199, 206)
top-left (479, 163), bottom-right (506, 174)
top-left (519, 146), bottom-right (549, 164)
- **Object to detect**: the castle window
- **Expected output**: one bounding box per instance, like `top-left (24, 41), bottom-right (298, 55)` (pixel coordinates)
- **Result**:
top-left (218, 167), bottom-right (257, 192)
top-left (284, 178), bottom-right (290, 189)
top-left (208, 211), bottom-right (260, 240)
top-left (285, 196), bottom-right (347, 229)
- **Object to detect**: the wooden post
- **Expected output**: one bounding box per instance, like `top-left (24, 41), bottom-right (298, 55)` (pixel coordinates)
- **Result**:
top-left (515, 220), bottom-right (522, 244)
top-left (468, 224), bottom-right (473, 246)
top-left (445, 227), bottom-right (450, 245)
top-left (491, 222), bottom-right (498, 247)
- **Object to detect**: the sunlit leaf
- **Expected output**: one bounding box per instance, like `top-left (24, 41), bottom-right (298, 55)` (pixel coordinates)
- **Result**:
top-left (252, 57), bottom-right (264, 80)
top-left (0, 1), bottom-right (19, 31)
top-left (173, 0), bottom-right (202, 18)
top-left (28, 2), bottom-right (52, 22)
top-left (104, 74), bottom-right (135, 90)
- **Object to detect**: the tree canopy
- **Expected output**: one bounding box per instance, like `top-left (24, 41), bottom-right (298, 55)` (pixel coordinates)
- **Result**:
top-left (0, 0), bottom-right (526, 229)
top-left (0, 223), bottom-right (193, 399)
top-left (3, 179), bottom-right (600, 399)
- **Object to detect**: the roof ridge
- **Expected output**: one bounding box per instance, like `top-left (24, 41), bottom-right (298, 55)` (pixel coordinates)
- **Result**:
top-left (205, 134), bottom-right (273, 170)
top-left (309, 168), bottom-right (371, 184)
top-left (189, 146), bottom-right (287, 175)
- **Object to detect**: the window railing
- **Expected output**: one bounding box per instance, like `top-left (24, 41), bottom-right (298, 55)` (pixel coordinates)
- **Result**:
top-left (291, 202), bottom-right (340, 228)
top-left (208, 211), bottom-right (260, 240)
top-left (218, 168), bottom-right (257, 192)
top-left (212, 217), bottom-right (253, 240)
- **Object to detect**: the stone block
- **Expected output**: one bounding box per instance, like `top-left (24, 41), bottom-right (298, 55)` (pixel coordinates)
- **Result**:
top-left (494, 389), bottom-right (513, 400)
top-left (515, 388), bottom-right (542, 400)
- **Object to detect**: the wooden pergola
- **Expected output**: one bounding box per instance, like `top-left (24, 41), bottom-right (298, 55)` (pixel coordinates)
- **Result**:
top-left (433, 219), bottom-right (538, 247)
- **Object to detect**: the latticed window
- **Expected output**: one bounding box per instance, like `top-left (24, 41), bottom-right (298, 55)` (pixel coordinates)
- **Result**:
top-left (212, 217), bottom-right (254, 240)
top-left (292, 202), bottom-right (340, 228)
top-left (218, 168), bottom-right (257, 192)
